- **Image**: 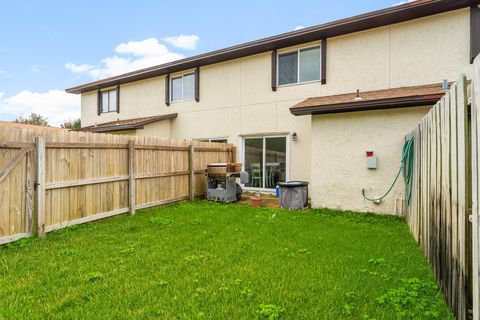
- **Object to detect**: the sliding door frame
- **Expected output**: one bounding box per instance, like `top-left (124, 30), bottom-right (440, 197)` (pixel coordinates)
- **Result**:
top-left (240, 133), bottom-right (291, 192)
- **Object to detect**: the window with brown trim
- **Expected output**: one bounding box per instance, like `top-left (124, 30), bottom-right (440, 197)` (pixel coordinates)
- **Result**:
top-left (171, 72), bottom-right (195, 102)
top-left (99, 88), bottom-right (118, 113)
top-left (278, 45), bottom-right (321, 86)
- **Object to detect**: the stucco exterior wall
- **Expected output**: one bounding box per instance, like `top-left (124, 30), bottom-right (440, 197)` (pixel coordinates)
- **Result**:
top-left (80, 8), bottom-right (472, 191)
top-left (138, 120), bottom-right (171, 138)
top-left (324, 9), bottom-right (472, 95)
top-left (106, 130), bottom-right (137, 136)
top-left (310, 106), bottom-right (430, 214)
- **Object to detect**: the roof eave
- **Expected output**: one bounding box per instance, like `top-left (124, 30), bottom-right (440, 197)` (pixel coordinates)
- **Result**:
top-left (95, 124), bottom-right (141, 132)
top-left (65, 0), bottom-right (472, 95)
top-left (76, 113), bottom-right (178, 133)
top-left (76, 124), bottom-right (140, 133)
top-left (290, 95), bottom-right (443, 116)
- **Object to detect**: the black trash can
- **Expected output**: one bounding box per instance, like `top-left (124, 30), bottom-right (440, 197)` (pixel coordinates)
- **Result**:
top-left (278, 181), bottom-right (309, 210)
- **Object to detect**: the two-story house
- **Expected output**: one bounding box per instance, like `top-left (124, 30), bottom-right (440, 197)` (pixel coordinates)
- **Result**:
top-left (66, 0), bottom-right (478, 214)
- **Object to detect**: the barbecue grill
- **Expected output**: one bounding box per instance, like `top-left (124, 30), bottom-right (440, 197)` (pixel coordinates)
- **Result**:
top-left (206, 163), bottom-right (248, 203)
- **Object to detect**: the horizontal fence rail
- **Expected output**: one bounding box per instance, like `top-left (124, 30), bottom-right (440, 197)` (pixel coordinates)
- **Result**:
top-left (0, 124), bottom-right (235, 245)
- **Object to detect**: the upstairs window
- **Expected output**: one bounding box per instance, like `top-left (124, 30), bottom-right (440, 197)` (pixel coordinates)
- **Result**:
top-left (171, 72), bottom-right (195, 102)
top-left (100, 88), bottom-right (118, 113)
top-left (278, 45), bottom-right (321, 86)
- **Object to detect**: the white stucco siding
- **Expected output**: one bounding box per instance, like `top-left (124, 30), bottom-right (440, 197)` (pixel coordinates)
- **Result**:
top-left (389, 9), bottom-right (471, 88)
top-left (81, 9), bottom-right (472, 128)
top-left (81, 91), bottom-right (98, 126)
top-left (324, 8), bottom-right (471, 95)
top-left (120, 77), bottom-right (164, 117)
top-left (310, 106), bottom-right (430, 214)
top-left (138, 120), bottom-right (171, 138)
top-left (81, 77), bottom-right (168, 127)
top-left (79, 8), bottom-right (473, 195)
top-left (325, 27), bottom-right (391, 95)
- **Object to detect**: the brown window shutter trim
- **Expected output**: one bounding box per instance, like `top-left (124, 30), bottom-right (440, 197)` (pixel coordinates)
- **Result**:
top-left (471, 3), bottom-right (480, 63)
top-left (116, 85), bottom-right (120, 113)
top-left (321, 39), bottom-right (327, 84)
top-left (97, 90), bottom-right (101, 115)
top-left (165, 74), bottom-right (170, 106)
top-left (271, 49), bottom-right (277, 92)
top-left (195, 67), bottom-right (200, 102)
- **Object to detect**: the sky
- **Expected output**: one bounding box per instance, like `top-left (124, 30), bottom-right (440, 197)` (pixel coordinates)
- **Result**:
top-left (0, 0), bottom-right (408, 126)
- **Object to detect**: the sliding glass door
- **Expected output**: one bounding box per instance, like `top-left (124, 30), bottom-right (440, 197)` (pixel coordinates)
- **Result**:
top-left (244, 136), bottom-right (287, 189)
top-left (244, 138), bottom-right (264, 188)
top-left (265, 137), bottom-right (287, 188)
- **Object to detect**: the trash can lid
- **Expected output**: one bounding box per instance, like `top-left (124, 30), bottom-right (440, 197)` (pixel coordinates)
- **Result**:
top-left (278, 181), bottom-right (309, 187)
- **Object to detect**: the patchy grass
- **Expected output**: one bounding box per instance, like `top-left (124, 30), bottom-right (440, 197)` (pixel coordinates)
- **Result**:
top-left (0, 201), bottom-right (451, 319)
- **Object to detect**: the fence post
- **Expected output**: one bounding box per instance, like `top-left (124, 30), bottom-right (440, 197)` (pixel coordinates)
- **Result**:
top-left (128, 140), bottom-right (136, 215)
top-left (189, 144), bottom-right (195, 201)
top-left (25, 148), bottom-right (34, 234)
top-left (231, 145), bottom-right (237, 163)
top-left (472, 56), bottom-right (480, 320)
top-left (34, 136), bottom-right (45, 237)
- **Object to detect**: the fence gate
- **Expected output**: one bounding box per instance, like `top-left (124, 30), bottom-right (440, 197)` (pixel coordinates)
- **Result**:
top-left (0, 139), bottom-right (35, 245)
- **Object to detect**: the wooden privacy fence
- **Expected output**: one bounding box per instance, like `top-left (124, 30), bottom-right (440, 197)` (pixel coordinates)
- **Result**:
top-left (0, 124), bottom-right (235, 245)
top-left (406, 72), bottom-right (479, 319)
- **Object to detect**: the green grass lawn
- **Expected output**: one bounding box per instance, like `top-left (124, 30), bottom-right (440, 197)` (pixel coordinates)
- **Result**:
top-left (0, 201), bottom-right (450, 319)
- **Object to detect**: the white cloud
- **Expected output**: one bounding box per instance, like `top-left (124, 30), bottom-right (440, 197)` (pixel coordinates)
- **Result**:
top-left (161, 35), bottom-right (200, 50)
top-left (115, 38), bottom-right (176, 56)
top-left (392, 0), bottom-right (414, 6)
top-left (65, 37), bottom-right (193, 80)
top-left (65, 63), bottom-right (94, 73)
top-left (30, 65), bottom-right (43, 73)
top-left (0, 70), bottom-right (13, 78)
top-left (293, 26), bottom-right (305, 31)
top-left (0, 90), bottom-right (80, 126)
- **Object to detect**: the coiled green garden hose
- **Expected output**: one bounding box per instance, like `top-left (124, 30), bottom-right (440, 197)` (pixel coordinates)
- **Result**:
top-left (362, 136), bottom-right (415, 205)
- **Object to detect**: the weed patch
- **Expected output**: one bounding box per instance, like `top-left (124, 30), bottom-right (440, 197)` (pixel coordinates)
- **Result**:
top-left (84, 272), bottom-right (104, 282)
top-left (376, 278), bottom-right (443, 318)
top-left (257, 304), bottom-right (285, 319)
top-left (150, 216), bottom-right (174, 226)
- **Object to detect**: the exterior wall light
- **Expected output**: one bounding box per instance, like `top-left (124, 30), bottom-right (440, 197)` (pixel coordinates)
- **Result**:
top-left (292, 132), bottom-right (298, 141)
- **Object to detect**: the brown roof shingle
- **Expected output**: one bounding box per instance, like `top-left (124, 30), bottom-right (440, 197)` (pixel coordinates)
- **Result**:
top-left (77, 113), bottom-right (177, 133)
top-left (290, 83), bottom-right (448, 116)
